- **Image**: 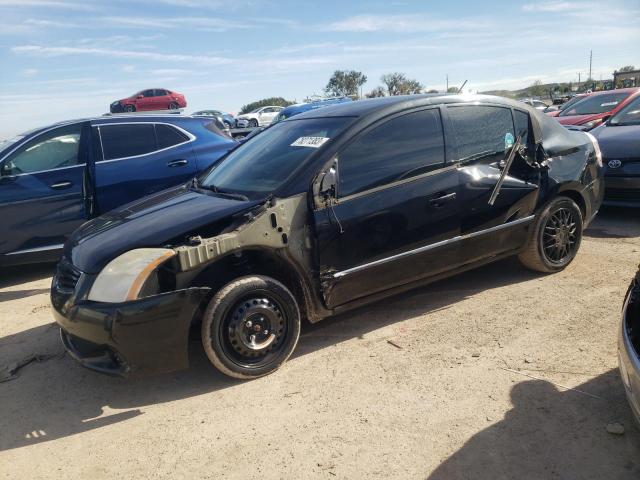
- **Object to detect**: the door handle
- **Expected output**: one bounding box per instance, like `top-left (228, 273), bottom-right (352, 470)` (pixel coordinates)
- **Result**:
top-left (167, 159), bottom-right (188, 167)
top-left (50, 181), bottom-right (72, 190)
top-left (429, 192), bottom-right (456, 207)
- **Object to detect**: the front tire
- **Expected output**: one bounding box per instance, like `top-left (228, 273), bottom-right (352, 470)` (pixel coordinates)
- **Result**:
top-left (201, 276), bottom-right (301, 379)
top-left (518, 196), bottom-right (583, 273)
top-left (124, 104), bottom-right (135, 112)
top-left (248, 119), bottom-right (259, 128)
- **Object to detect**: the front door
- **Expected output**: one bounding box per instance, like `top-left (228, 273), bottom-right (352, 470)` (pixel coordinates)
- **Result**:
top-left (137, 90), bottom-right (155, 111)
top-left (445, 105), bottom-right (540, 265)
top-left (93, 122), bottom-right (197, 213)
top-left (0, 122), bottom-right (88, 260)
top-left (314, 108), bottom-right (461, 308)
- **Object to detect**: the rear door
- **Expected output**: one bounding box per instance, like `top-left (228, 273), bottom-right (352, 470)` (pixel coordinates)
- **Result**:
top-left (0, 122), bottom-right (88, 258)
top-left (446, 104), bottom-right (540, 265)
top-left (153, 89), bottom-right (170, 109)
top-left (314, 107), bottom-right (461, 308)
top-left (93, 122), bottom-right (197, 213)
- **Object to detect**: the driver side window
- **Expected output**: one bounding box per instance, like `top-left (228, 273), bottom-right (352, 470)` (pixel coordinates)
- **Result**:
top-left (1, 123), bottom-right (83, 176)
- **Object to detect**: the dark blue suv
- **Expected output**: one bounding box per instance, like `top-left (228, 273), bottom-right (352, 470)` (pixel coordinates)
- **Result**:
top-left (0, 115), bottom-right (236, 265)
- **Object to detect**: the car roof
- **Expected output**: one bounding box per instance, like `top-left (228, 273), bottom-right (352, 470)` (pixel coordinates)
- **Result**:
top-left (292, 94), bottom-right (536, 121)
top-left (586, 87), bottom-right (640, 96)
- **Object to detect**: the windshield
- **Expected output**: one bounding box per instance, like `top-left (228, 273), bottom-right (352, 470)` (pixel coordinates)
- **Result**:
top-left (559, 95), bottom-right (584, 112)
top-left (609, 95), bottom-right (640, 126)
top-left (201, 117), bottom-right (352, 199)
top-left (560, 91), bottom-right (630, 116)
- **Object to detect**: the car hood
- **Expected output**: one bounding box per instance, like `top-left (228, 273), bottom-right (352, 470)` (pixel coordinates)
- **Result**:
top-left (66, 185), bottom-right (260, 274)
top-left (558, 113), bottom-right (603, 125)
top-left (592, 124), bottom-right (640, 159)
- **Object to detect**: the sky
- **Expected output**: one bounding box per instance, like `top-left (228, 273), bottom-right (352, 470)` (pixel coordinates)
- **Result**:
top-left (0, 0), bottom-right (638, 139)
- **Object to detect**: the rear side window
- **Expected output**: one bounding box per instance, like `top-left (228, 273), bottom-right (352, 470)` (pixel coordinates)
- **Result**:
top-left (338, 109), bottom-right (445, 197)
top-left (448, 106), bottom-right (514, 163)
top-left (156, 124), bottom-right (188, 149)
top-left (99, 124), bottom-right (157, 160)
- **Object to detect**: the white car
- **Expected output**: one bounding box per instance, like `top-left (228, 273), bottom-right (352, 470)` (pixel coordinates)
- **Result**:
top-left (236, 106), bottom-right (284, 128)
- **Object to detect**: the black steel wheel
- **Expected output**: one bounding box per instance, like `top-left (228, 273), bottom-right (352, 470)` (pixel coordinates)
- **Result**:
top-left (519, 197), bottom-right (583, 273)
top-left (201, 276), bottom-right (301, 379)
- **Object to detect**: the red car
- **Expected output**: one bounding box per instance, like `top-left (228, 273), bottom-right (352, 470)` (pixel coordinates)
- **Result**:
top-left (557, 88), bottom-right (640, 130)
top-left (110, 88), bottom-right (187, 113)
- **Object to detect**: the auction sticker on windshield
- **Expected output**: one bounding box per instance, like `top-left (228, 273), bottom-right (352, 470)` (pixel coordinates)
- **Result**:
top-left (291, 136), bottom-right (330, 148)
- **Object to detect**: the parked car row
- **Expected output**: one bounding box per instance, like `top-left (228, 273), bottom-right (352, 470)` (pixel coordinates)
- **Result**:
top-left (544, 87), bottom-right (640, 207)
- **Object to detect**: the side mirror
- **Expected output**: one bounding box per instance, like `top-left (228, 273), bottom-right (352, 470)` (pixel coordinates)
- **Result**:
top-left (137, 94), bottom-right (144, 99)
top-left (319, 166), bottom-right (337, 198)
top-left (601, 114), bottom-right (611, 124)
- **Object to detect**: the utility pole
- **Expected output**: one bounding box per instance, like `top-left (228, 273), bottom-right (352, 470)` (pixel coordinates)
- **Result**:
top-left (578, 72), bottom-right (581, 84)
top-left (446, 74), bottom-right (449, 92)
top-left (589, 50), bottom-right (592, 80)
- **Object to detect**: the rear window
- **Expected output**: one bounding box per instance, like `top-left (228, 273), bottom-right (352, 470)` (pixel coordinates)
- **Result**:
top-left (560, 92), bottom-right (630, 116)
top-left (156, 124), bottom-right (188, 149)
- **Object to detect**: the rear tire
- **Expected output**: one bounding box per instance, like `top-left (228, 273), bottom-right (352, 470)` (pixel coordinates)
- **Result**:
top-left (168, 102), bottom-right (179, 110)
top-left (201, 275), bottom-right (301, 379)
top-left (518, 196), bottom-right (583, 273)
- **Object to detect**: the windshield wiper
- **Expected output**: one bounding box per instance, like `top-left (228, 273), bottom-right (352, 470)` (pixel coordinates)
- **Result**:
top-left (197, 181), bottom-right (249, 201)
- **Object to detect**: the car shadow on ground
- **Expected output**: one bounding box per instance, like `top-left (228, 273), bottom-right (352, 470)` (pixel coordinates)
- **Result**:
top-left (428, 370), bottom-right (640, 479)
top-left (585, 206), bottom-right (640, 239)
top-left (0, 263), bottom-right (55, 289)
top-left (0, 257), bottom-right (544, 452)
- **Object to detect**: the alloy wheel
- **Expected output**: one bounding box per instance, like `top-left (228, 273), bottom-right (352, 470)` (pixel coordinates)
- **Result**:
top-left (542, 207), bottom-right (578, 264)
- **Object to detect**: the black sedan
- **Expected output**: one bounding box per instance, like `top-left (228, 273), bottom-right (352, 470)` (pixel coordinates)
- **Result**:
top-left (592, 94), bottom-right (640, 206)
top-left (51, 94), bottom-right (604, 379)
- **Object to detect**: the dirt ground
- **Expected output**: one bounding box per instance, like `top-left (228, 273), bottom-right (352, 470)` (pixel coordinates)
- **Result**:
top-left (1, 206), bottom-right (639, 479)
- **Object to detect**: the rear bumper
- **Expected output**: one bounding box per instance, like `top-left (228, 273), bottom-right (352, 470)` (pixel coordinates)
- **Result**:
top-left (618, 278), bottom-right (640, 427)
top-left (53, 287), bottom-right (209, 377)
top-left (604, 176), bottom-right (640, 207)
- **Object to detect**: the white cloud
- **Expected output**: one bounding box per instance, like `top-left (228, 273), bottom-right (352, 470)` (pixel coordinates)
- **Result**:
top-left (0, 0), bottom-right (97, 10)
top-left (21, 68), bottom-right (39, 77)
top-left (12, 45), bottom-right (234, 66)
top-left (324, 14), bottom-right (486, 33)
top-left (522, 1), bottom-right (587, 12)
top-left (100, 15), bottom-right (252, 31)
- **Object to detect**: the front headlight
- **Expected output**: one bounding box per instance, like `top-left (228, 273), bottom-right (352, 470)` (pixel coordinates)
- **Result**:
top-left (87, 248), bottom-right (176, 303)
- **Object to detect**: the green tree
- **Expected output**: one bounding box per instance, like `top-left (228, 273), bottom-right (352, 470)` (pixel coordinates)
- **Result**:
top-left (365, 86), bottom-right (386, 98)
top-left (240, 97), bottom-right (294, 114)
top-left (617, 65), bottom-right (636, 72)
top-left (427, 89), bottom-right (439, 93)
top-left (529, 80), bottom-right (546, 98)
top-left (447, 86), bottom-right (460, 93)
top-left (324, 70), bottom-right (367, 97)
top-left (380, 72), bottom-right (424, 95)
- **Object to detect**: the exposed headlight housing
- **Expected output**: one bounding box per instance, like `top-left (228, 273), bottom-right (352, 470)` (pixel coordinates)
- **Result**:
top-left (87, 248), bottom-right (176, 303)
top-left (584, 131), bottom-right (603, 167)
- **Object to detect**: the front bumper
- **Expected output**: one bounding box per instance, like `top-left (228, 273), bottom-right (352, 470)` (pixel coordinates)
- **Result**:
top-left (109, 102), bottom-right (124, 113)
top-left (604, 176), bottom-right (640, 207)
top-left (52, 284), bottom-right (209, 377)
top-left (618, 276), bottom-right (640, 427)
